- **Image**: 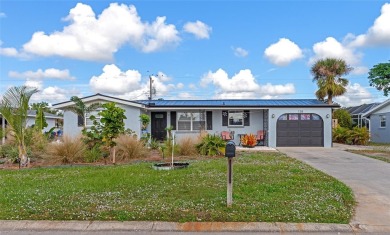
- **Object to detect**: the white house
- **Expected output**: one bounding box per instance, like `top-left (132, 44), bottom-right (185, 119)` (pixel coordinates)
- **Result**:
top-left (52, 94), bottom-right (339, 148)
top-left (362, 99), bottom-right (390, 143)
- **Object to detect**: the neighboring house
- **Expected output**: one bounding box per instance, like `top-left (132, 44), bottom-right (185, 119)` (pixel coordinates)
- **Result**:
top-left (362, 99), bottom-right (390, 143)
top-left (346, 102), bottom-right (380, 128)
top-left (53, 93), bottom-right (338, 148)
top-left (0, 110), bottom-right (63, 144)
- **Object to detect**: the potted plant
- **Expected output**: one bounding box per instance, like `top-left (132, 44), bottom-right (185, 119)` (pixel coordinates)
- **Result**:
top-left (241, 133), bottom-right (257, 148)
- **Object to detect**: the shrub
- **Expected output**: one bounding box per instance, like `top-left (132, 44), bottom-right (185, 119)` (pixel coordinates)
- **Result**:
top-left (333, 126), bottom-right (350, 144)
top-left (177, 136), bottom-right (198, 156)
top-left (348, 126), bottom-right (370, 145)
top-left (0, 144), bottom-right (19, 163)
top-left (161, 138), bottom-right (179, 158)
top-left (46, 135), bottom-right (86, 164)
top-left (196, 134), bottom-right (226, 156)
top-left (28, 130), bottom-right (49, 159)
top-left (115, 134), bottom-right (149, 161)
top-left (333, 109), bottom-right (352, 128)
top-left (84, 145), bottom-right (102, 163)
top-left (149, 138), bottom-right (160, 150)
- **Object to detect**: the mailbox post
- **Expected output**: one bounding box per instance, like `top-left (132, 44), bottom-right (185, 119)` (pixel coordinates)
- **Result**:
top-left (225, 141), bottom-right (236, 207)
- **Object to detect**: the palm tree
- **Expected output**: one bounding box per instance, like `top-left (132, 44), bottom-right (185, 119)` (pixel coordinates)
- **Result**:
top-left (311, 58), bottom-right (352, 104)
top-left (0, 86), bottom-right (39, 167)
top-left (67, 96), bottom-right (101, 129)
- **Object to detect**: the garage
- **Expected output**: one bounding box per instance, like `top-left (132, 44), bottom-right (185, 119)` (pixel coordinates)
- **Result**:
top-left (277, 113), bottom-right (323, 147)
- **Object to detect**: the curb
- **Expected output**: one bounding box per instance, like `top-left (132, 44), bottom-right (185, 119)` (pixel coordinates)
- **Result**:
top-left (0, 220), bottom-right (360, 233)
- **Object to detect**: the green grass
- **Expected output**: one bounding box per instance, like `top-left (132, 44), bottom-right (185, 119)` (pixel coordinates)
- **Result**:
top-left (0, 152), bottom-right (355, 223)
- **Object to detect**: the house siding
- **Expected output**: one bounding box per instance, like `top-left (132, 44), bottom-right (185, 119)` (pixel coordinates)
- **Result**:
top-left (26, 117), bottom-right (57, 133)
top-left (268, 107), bottom-right (332, 148)
top-left (369, 113), bottom-right (390, 143)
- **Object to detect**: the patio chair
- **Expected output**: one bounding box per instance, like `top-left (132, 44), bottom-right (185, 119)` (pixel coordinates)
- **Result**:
top-left (221, 131), bottom-right (233, 141)
top-left (256, 130), bottom-right (265, 146)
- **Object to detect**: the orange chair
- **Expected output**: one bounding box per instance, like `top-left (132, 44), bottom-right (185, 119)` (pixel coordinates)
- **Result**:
top-left (221, 131), bottom-right (233, 141)
top-left (256, 130), bottom-right (265, 146)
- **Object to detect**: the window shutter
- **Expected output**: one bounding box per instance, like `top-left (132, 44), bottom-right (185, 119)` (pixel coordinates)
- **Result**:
top-left (206, 111), bottom-right (212, 130)
top-left (170, 111), bottom-right (176, 130)
top-left (77, 115), bottom-right (84, 127)
top-left (244, 110), bottom-right (250, 126)
top-left (222, 110), bottom-right (228, 126)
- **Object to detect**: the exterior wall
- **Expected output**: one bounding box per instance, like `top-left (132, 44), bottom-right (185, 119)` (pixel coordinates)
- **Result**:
top-left (63, 105), bottom-right (142, 138)
top-left (369, 112), bottom-right (390, 143)
top-left (268, 107), bottom-right (333, 148)
top-left (170, 109), bottom-right (264, 146)
top-left (63, 110), bottom-right (83, 137)
top-left (26, 117), bottom-right (58, 133)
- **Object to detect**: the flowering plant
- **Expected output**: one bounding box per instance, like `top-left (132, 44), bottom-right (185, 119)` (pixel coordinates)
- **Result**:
top-left (241, 133), bottom-right (257, 147)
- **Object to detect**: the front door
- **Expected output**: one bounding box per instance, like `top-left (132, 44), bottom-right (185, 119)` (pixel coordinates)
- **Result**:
top-left (151, 112), bottom-right (167, 141)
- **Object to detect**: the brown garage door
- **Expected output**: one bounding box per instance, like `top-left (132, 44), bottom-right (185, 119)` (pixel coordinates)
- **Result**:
top-left (277, 113), bottom-right (323, 147)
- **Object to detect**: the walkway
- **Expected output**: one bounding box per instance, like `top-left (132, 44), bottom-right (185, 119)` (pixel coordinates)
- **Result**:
top-left (278, 146), bottom-right (390, 233)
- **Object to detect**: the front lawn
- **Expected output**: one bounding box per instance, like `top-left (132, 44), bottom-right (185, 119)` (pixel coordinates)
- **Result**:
top-left (0, 152), bottom-right (355, 223)
top-left (348, 149), bottom-right (390, 163)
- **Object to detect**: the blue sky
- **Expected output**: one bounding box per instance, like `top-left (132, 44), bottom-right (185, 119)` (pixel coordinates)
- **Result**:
top-left (1, 0), bottom-right (390, 107)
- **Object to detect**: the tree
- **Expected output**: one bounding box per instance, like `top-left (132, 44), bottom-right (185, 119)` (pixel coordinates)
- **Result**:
top-left (311, 58), bottom-right (352, 104)
top-left (333, 109), bottom-right (352, 128)
top-left (368, 61), bottom-right (390, 96)
top-left (67, 96), bottom-right (101, 129)
top-left (34, 107), bottom-right (48, 131)
top-left (99, 102), bottom-right (126, 164)
top-left (0, 86), bottom-right (39, 167)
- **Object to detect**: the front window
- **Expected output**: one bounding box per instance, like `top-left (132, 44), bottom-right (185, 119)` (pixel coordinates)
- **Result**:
top-left (177, 112), bottom-right (205, 131)
top-left (85, 109), bottom-right (102, 127)
top-left (228, 111), bottom-right (244, 126)
top-left (380, 115), bottom-right (386, 128)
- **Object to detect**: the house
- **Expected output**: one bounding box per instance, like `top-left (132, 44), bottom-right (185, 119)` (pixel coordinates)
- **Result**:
top-left (0, 110), bottom-right (63, 144)
top-left (346, 102), bottom-right (380, 128)
top-left (52, 93), bottom-right (339, 148)
top-left (362, 99), bottom-right (390, 143)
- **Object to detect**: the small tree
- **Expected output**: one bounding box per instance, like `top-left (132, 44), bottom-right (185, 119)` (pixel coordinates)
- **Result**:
top-left (34, 107), bottom-right (48, 131)
top-left (333, 109), bottom-right (352, 128)
top-left (67, 96), bottom-right (101, 129)
top-left (0, 86), bottom-right (39, 167)
top-left (368, 61), bottom-right (390, 96)
top-left (99, 102), bottom-right (126, 164)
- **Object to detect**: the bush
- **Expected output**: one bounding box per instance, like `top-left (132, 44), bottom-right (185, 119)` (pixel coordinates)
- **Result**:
top-left (241, 133), bottom-right (257, 147)
top-left (161, 138), bottom-right (179, 158)
top-left (149, 138), bottom-right (160, 150)
top-left (333, 126), bottom-right (369, 145)
top-left (28, 130), bottom-right (49, 159)
top-left (84, 145), bottom-right (102, 163)
top-left (196, 134), bottom-right (226, 156)
top-left (333, 109), bottom-right (352, 128)
top-left (115, 134), bottom-right (149, 161)
top-left (177, 136), bottom-right (198, 156)
top-left (0, 144), bottom-right (19, 163)
top-left (46, 135), bottom-right (86, 164)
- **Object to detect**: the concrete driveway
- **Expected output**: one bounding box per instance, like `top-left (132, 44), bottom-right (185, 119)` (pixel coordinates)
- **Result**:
top-left (278, 146), bottom-right (390, 233)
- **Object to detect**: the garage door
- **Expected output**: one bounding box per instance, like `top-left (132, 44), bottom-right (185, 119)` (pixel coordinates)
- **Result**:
top-left (277, 113), bottom-right (323, 147)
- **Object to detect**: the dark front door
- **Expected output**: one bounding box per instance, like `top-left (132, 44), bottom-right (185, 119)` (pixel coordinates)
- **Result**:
top-left (151, 112), bottom-right (167, 141)
top-left (277, 113), bottom-right (323, 147)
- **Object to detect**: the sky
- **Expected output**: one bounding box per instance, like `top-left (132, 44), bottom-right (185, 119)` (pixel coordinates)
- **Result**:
top-left (1, 0), bottom-right (390, 107)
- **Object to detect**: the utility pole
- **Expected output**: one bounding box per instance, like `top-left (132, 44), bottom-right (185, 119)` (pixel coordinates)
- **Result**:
top-left (149, 75), bottom-right (153, 100)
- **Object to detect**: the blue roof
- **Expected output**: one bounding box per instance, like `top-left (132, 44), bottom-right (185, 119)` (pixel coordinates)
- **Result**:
top-left (136, 99), bottom-right (338, 107)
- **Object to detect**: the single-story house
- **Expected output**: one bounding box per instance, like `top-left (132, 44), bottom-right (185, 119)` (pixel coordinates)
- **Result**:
top-left (362, 99), bottom-right (390, 143)
top-left (346, 102), bottom-right (380, 128)
top-left (1, 110), bottom-right (63, 144)
top-left (53, 94), bottom-right (338, 148)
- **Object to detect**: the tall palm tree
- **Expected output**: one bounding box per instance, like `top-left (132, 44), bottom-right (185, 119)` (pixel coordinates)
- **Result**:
top-left (311, 58), bottom-right (352, 104)
top-left (0, 86), bottom-right (39, 167)
top-left (67, 96), bottom-right (101, 129)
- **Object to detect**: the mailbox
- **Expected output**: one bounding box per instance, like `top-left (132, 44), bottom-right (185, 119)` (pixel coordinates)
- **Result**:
top-left (225, 140), bottom-right (236, 158)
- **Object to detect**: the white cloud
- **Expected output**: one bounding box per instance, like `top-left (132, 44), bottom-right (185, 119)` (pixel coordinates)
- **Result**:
top-left (309, 37), bottom-right (368, 75)
top-left (90, 64), bottom-right (142, 94)
top-left (349, 3), bottom-right (390, 47)
top-left (233, 47), bottom-right (248, 57)
top-left (0, 12), bottom-right (6, 18)
top-left (25, 80), bottom-right (43, 90)
top-left (21, 3), bottom-right (180, 61)
top-left (334, 83), bottom-right (373, 107)
top-left (264, 38), bottom-right (303, 66)
top-left (0, 40), bottom-right (28, 59)
top-left (183, 20), bottom-right (212, 39)
top-left (90, 65), bottom-right (182, 99)
top-left (201, 68), bottom-right (295, 99)
top-left (9, 68), bottom-right (75, 80)
top-left (188, 83), bottom-right (197, 90)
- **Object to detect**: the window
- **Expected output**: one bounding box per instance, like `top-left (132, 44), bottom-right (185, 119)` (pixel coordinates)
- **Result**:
top-left (228, 111), bottom-right (244, 126)
top-left (85, 109), bottom-right (102, 127)
top-left (177, 112), bottom-right (205, 131)
top-left (380, 115), bottom-right (386, 128)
